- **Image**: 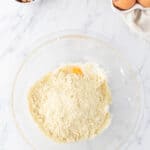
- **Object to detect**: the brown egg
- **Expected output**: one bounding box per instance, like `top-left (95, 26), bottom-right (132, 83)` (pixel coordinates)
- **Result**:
top-left (137, 0), bottom-right (150, 7)
top-left (113, 0), bottom-right (136, 10)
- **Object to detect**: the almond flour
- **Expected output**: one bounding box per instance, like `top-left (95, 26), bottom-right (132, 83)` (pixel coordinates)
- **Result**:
top-left (28, 64), bottom-right (112, 143)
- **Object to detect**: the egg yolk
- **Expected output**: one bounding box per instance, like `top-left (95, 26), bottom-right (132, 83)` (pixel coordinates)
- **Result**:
top-left (60, 66), bottom-right (83, 76)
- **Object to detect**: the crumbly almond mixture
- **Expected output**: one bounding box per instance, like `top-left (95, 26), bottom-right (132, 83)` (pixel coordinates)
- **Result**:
top-left (28, 64), bottom-right (112, 143)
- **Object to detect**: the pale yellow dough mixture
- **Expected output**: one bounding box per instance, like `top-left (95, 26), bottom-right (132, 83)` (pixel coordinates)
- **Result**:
top-left (28, 63), bottom-right (112, 143)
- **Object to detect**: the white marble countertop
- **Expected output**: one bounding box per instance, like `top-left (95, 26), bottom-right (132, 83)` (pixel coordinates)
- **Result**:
top-left (0, 0), bottom-right (150, 150)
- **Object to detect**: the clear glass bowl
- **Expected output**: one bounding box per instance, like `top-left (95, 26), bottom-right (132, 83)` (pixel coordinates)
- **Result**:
top-left (11, 31), bottom-right (144, 150)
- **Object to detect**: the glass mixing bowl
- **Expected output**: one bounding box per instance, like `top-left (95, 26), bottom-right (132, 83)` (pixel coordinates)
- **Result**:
top-left (11, 31), bottom-right (144, 150)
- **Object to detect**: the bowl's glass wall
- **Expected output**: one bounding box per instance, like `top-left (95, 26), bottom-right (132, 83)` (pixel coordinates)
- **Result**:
top-left (12, 34), bottom-right (143, 150)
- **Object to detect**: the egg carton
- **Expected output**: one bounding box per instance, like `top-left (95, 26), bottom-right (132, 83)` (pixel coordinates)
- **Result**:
top-left (111, 1), bottom-right (150, 14)
top-left (111, 1), bottom-right (150, 43)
